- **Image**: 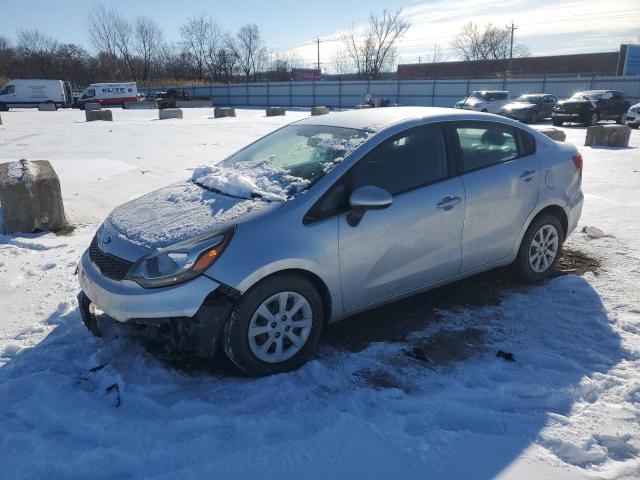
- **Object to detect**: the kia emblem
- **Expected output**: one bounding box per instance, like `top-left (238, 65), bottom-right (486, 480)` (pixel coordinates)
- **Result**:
top-left (102, 235), bottom-right (112, 245)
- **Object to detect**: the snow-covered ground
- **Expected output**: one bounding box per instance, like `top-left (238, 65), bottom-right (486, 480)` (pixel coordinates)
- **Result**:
top-left (0, 108), bottom-right (638, 479)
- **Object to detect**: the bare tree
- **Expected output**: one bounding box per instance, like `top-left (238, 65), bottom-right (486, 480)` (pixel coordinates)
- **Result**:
top-left (0, 36), bottom-right (14, 78)
top-left (231, 24), bottom-right (267, 81)
top-left (341, 9), bottom-right (410, 79)
top-left (330, 46), bottom-right (350, 75)
top-left (429, 42), bottom-right (446, 63)
top-left (87, 4), bottom-right (136, 79)
top-left (134, 17), bottom-right (163, 81)
top-left (15, 29), bottom-right (59, 76)
top-left (450, 22), bottom-right (528, 62)
top-left (87, 3), bottom-right (118, 56)
top-left (180, 14), bottom-right (217, 81)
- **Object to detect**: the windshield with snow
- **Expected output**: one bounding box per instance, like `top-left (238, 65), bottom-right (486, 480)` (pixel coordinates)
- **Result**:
top-left (570, 91), bottom-right (603, 100)
top-left (192, 124), bottom-right (370, 201)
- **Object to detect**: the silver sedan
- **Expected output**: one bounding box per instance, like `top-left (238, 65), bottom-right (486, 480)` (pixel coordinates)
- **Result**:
top-left (78, 107), bottom-right (584, 375)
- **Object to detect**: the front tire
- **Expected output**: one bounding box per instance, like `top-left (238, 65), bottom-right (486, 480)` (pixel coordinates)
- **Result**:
top-left (528, 110), bottom-right (539, 124)
top-left (512, 213), bottom-right (564, 283)
top-left (0, 102), bottom-right (8, 112)
top-left (552, 118), bottom-right (563, 126)
top-left (223, 274), bottom-right (325, 376)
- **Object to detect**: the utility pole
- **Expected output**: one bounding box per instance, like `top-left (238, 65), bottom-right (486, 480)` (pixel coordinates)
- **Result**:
top-left (506, 21), bottom-right (518, 74)
top-left (314, 37), bottom-right (322, 71)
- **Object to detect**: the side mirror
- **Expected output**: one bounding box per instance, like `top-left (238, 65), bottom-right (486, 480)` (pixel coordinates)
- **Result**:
top-left (347, 185), bottom-right (393, 227)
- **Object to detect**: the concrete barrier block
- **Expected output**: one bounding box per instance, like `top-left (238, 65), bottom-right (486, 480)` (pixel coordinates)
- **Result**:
top-left (538, 128), bottom-right (566, 142)
top-left (311, 106), bottom-right (330, 116)
top-left (0, 114), bottom-right (2, 125)
top-left (214, 107), bottom-right (236, 118)
top-left (176, 99), bottom-right (212, 108)
top-left (159, 108), bottom-right (183, 120)
top-left (86, 110), bottom-right (113, 122)
top-left (585, 124), bottom-right (631, 147)
top-left (38, 103), bottom-right (57, 111)
top-left (266, 106), bottom-right (285, 116)
top-left (354, 104), bottom-right (372, 109)
top-left (0, 159), bottom-right (67, 233)
top-left (85, 103), bottom-right (102, 111)
top-left (124, 100), bottom-right (157, 109)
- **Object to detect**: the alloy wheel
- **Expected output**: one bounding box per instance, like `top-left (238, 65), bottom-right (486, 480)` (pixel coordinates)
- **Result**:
top-left (528, 225), bottom-right (559, 273)
top-left (247, 291), bottom-right (313, 363)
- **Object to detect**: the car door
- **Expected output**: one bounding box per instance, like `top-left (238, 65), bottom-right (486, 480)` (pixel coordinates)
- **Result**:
top-left (453, 121), bottom-right (539, 271)
top-left (542, 96), bottom-right (556, 117)
top-left (597, 91), bottom-right (614, 117)
top-left (336, 123), bottom-right (466, 311)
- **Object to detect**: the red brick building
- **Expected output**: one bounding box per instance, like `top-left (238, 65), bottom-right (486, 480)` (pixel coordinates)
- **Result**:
top-left (397, 52), bottom-right (619, 79)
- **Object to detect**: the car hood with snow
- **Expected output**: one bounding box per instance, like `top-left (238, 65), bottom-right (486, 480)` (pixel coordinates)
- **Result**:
top-left (107, 180), bottom-right (277, 252)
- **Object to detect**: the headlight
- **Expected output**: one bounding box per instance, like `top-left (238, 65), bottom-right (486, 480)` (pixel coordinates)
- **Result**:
top-left (125, 227), bottom-right (234, 288)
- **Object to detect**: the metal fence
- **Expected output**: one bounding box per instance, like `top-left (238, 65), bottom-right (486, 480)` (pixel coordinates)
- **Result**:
top-left (140, 76), bottom-right (640, 109)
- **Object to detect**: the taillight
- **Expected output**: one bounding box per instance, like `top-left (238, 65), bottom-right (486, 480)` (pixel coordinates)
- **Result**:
top-left (572, 153), bottom-right (583, 176)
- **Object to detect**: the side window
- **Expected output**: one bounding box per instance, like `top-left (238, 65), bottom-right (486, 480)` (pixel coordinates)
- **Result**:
top-left (455, 123), bottom-right (519, 172)
top-left (348, 124), bottom-right (448, 195)
top-left (612, 91), bottom-right (624, 100)
top-left (304, 124), bottom-right (449, 224)
top-left (0, 85), bottom-right (15, 95)
top-left (82, 89), bottom-right (96, 99)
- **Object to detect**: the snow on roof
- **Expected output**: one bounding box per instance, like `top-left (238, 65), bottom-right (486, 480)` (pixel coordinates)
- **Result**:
top-left (294, 106), bottom-right (486, 132)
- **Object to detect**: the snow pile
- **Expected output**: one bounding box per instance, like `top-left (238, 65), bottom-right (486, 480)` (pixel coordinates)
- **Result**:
top-left (192, 159), bottom-right (309, 202)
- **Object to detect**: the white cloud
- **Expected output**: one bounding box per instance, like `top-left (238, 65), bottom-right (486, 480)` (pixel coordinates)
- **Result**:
top-left (281, 0), bottom-right (640, 72)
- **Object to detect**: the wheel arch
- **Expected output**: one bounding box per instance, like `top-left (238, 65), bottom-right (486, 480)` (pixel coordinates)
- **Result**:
top-left (239, 268), bottom-right (334, 325)
top-left (511, 202), bottom-right (569, 262)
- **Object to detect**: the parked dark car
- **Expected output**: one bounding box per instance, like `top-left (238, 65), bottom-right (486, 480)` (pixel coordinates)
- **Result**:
top-left (499, 94), bottom-right (557, 123)
top-left (552, 90), bottom-right (630, 126)
top-left (148, 88), bottom-right (189, 109)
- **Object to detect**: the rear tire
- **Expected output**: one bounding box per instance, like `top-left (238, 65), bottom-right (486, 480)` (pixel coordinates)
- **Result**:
top-left (616, 113), bottom-right (626, 124)
top-left (630, 123), bottom-right (639, 129)
top-left (223, 274), bottom-right (325, 376)
top-left (552, 118), bottom-right (562, 126)
top-left (528, 110), bottom-right (539, 124)
top-left (0, 102), bottom-right (8, 112)
top-left (512, 213), bottom-right (564, 283)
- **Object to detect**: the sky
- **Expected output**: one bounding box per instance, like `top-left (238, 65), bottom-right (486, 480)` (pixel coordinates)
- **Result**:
top-left (1, 0), bottom-right (639, 71)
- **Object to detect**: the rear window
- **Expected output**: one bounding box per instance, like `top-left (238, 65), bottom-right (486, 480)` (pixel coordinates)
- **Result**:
top-left (455, 123), bottom-right (519, 172)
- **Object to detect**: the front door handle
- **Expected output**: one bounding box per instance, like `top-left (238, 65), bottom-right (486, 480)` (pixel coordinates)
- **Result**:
top-left (520, 169), bottom-right (537, 182)
top-left (437, 195), bottom-right (462, 210)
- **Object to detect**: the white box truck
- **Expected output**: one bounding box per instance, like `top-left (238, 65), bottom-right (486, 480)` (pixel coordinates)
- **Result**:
top-left (0, 79), bottom-right (73, 111)
top-left (75, 83), bottom-right (138, 109)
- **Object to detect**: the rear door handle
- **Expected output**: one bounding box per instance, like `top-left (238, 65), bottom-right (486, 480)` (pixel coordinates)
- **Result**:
top-left (520, 169), bottom-right (537, 182)
top-left (437, 195), bottom-right (462, 210)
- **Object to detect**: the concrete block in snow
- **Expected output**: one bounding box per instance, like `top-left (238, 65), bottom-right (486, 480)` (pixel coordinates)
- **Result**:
top-left (538, 128), bottom-right (566, 142)
top-left (86, 110), bottom-right (113, 122)
top-left (311, 106), bottom-right (330, 116)
top-left (214, 107), bottom-right (236, 118)
top-left (124, 100), bottom-right (157, 109)
top-left (266, 106), bottom-right (285, 116)
top-left (585, 125), bottom-right (631, 147)
top-left (159, 108), bottom-right (183, 120)
top-left (38, 103), bottom-right (57, 111)
top-left (0, 159), bottom-right (67, 233)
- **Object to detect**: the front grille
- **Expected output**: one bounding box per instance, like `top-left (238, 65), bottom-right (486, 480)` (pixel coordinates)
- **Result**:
top-left (89, 235), bottom-right (134, 281)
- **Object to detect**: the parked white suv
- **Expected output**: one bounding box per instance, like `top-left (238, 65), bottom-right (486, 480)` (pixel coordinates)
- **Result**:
top-left (455, 91), bottom-right (510, 113)
top-left (625, 103), bottom-right (640, 129)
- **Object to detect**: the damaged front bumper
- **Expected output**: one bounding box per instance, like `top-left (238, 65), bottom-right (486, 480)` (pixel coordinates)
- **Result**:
top-left (77, 248), bottom-right (239, 357)
top-left (78, 289), bottom-right (236, 358)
